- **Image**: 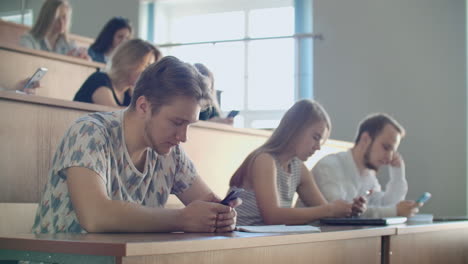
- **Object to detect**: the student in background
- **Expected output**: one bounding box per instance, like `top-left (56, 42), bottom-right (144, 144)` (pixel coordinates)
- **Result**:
top-left (193, 63), bottom-right (234, 125)
top-left (74, 39), bottom-right (162, 107)
top-left (306, 113), bottom-right (419, 217)
top-left (88, 17), bottom-right (132, 63)
top-left (20, 0), bottom-right (88, 59)
top-left (229, 100), bottom-right (364, 226)
top-left (32, 56), bottom-right (240, 234)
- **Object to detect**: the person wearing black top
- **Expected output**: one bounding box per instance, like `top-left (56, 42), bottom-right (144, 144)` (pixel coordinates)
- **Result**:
top-left (194, 63), bottom-right (234, 125)
top-left (74, 39), bottom-right (161, 107)
top-left (74, 71), bottom-right (131, 106)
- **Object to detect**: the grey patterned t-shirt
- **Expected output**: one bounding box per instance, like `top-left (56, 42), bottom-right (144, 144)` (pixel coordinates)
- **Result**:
top-left (32, 110), bottom-right (197, 233)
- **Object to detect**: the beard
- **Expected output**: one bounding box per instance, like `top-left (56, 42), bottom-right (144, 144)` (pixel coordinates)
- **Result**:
top-left (363, 140), bottom-right (379, 171)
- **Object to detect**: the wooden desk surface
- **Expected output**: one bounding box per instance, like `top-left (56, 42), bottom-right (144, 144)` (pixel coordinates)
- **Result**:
top-left (0, 226), bottom-right (395, 257)
top-left (0, 43), bottom-right (104, 68)
top-left (395, 220), bottom-right (468, 234)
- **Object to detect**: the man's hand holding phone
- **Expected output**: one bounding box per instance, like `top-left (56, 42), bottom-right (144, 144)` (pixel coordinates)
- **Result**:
top-left (351, 190), bottom-right (371, 216)
top-left (181, 190), bottom-right (242, 233)
top-left (215, 188), bottom-right (243, 232)
top-left (220, 188), bottom-right (244, 206)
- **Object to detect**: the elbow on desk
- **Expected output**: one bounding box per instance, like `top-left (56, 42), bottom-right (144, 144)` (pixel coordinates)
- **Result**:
top-left (74, 204), bottom-right (114, 233)
top-left (77, 214), bottom-right (107, 233)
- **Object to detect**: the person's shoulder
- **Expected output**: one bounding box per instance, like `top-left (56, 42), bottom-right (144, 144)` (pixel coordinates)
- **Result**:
top-left (316, 151), bottom-right (345, 167)
top-left (88, 46), bottom-right (97, 56)
top-left (20, 32), bottom-right (34, 40)
top-left (74, 111), bottom-right (122, 132)
top-left (19, 33), bottom-right (37, 47)
top-left (89, 70), bottom-right (109, 79)
top-left (312, 151), bottom-right (349, 178)
top-left (84, 71), bottom-right (111, 85)
top-left (254, 152), bottom-right (276, 165)
top-left (88, 47), bottom-right (105, 63)
top-left (248, 152), bottom-right (277, 174)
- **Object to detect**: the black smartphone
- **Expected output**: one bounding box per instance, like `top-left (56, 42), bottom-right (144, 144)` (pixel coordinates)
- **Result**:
top-left (227, 110), bottom-right (239, 118)
top-left (220, 188), bottom-right (244, 205)
top-left (24, 67), bottom-right (48, 89)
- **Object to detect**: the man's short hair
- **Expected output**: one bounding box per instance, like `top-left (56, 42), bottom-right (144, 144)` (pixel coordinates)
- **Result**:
top-left (354, 113), bottom-right (406, 144)
top-left (130, 56), bottom-right (213, 114)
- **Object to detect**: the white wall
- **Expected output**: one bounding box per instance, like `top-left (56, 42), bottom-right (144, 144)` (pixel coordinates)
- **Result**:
top-left (313, 0), bottom-right (466, 216)
top-left (0, 0), bottom-right (139, 40)
top-left (68, 0), bottom-right (140, 39)
top-left (0, 0), bottom-right (44, 23)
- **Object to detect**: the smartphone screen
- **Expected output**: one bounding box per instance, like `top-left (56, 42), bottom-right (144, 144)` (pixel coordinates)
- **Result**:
top-left (227, 110), bottom-right (239, 118)
top-left (220, 188), bottom-right (244, 205)
top-left (416, 192), bottom-right (432, 204)
top-left (24, 67), bottom-right (48, 89)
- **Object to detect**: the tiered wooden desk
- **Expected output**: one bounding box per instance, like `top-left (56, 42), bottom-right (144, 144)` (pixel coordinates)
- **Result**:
top-left (383, 221), bottom-right (468, 264)
top-left (1, 221), bottom-right (467, 264)
top-left (0, 44), bottom-right (105, 101)
top-left (0, 225), bottom-right (392, 264)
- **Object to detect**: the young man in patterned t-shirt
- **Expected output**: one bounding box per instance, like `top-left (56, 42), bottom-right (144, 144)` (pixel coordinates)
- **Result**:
top-left (32, 56), bottom-right (240, 233)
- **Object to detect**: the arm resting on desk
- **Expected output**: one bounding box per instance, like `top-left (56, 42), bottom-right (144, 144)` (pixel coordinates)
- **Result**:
top-left (251, 153), bottom-right (352, 225)
top-left (67, 167), bottom-right (235, 233)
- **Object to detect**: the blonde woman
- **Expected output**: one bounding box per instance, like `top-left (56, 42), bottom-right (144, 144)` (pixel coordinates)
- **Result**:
top-left (19, 0), bottom-right (87, 59)
top-left (73, 39), bottom-right (162, 107)
top-left (229, 99), bottom-right (366, 225)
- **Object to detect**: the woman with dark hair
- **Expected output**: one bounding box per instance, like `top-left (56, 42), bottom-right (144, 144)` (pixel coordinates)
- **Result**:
top-left (88, 17), bottom-right (132, 63)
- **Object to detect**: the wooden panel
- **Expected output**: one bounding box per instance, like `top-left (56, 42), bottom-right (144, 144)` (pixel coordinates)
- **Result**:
top-left (0, 19), bottom-right (94, 48)
top-left (0, 203), bottom-right (38, 234)
top-left (0, 226), bottom-right (393, 257)
top-left (0, 97), bottom-right (97, 202)
top-left (0, 45), bottom-right (104, 101)
top-left (121, 237), bottom-right (381, 264)
top-left (181, 125), bottom-right (269, 198)
top-left (0, 92), bottom-right (352, 206)
top-left (389, 225), bottom-right (468, 264)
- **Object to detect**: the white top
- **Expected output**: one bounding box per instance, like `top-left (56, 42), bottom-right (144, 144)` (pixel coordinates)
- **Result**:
top-left (20, 33), bottom-right (76, 55)
top-left (312, 150), bottom-right (408, 217)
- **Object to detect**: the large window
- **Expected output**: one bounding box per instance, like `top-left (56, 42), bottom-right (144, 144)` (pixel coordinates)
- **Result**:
top-left (142, 0), bottom-right (306, 129)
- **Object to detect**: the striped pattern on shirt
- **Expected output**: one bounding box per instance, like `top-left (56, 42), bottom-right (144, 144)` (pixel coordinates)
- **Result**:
top-left (234, 156), bottom-right (302, 226)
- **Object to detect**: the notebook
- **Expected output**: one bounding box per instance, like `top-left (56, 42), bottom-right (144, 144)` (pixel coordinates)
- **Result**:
top-left (320, 217), bottom-right (407, 225)
top-left (236, 225), bottom-right (320, 233)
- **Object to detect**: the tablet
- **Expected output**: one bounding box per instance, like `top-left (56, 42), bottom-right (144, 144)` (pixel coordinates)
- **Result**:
top-left (320, 217), bottom-right (407, 225)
